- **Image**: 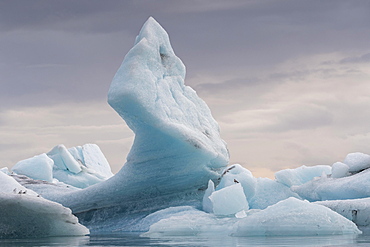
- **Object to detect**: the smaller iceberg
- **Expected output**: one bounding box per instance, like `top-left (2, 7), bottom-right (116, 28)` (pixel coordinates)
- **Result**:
top-left (12, 143), bottom-right (113, 189)
top-left (0, 172), bottom-right (89, 238)
top-left (232, 197), bottom-right (361, 236)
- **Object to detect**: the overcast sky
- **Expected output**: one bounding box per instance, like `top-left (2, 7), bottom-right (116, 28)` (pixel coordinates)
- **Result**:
top-left (1, 0), bottom-right (370, 178)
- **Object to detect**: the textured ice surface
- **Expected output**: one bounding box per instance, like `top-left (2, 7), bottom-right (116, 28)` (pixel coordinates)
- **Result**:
top-left (0, 172), bottom-right (88, 238)
top-left (12, 154), bottom-right (54, 182)
top-left (233, 197), bottom-right (361, 236)
top-left (316, 198), bottom-right (370, 228)
top-left (343, 152), bottom-right (370, 173)
top-left (293, 169), bottom-right (370, 201)
top-left (275, 165), bottom-right (331, 187)
top-left (209, 183), bottom-right (248, 216)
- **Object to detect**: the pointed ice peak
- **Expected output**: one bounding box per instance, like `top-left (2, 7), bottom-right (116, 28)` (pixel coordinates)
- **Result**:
top-left (135, 17), bottom-right (169, 45)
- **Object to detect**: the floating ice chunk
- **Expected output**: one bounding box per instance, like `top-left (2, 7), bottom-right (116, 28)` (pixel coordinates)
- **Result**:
top-left (316, 198), bottom-right (370, 228)
top-left (232, 197), bottom-right (361, 236)
top-left (217, 164), bottom-right (256, 199)
top-left (275, 165), bottom-right (331, 187)
top-left (248, 178), bottom-right (300, 209)
top-left (331, 162), bottom-right (349, 178)
top-left (209, 183), bottom-right (249, 216)
top-left (293, 169), bottom-right (370, 201)
top-left (0, 172), bottom-right (89, 238)
top-left (48, 144), bottom-right (82, 174)
top-left (202, 180), bottom-right (215, 213)
top-left (343, 152), bottom-right (370, 173)
top-left (12, 153), bottom-right (54, 182)
top-left (0, 192), bottom-right (89, 238)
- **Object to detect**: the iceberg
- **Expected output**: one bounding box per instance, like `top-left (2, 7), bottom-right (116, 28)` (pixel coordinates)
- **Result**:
top-left (232, 197), bottom-right (361, 236)
top-left (12, 144), bottom-right (113, 189)
top-left (20, 17), bottom-right (229, 232)
top-left (0, 172), bottom-right (89, 238)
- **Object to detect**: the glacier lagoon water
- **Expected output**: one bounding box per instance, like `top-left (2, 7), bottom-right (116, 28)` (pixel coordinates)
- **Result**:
top-left (1, 234), bottom-right (370, 247)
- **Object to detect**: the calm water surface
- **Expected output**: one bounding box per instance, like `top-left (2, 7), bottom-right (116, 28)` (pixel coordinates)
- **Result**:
top-left (1, 233), bottom-right (370, 247)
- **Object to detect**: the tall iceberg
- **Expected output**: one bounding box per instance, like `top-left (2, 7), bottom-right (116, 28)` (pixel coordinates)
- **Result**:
top-left (40, 17), bottom-right (229, 231)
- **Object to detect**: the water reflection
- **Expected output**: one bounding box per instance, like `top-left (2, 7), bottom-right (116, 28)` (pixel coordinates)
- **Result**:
top-left (1, 233), bottom-right (370, 246)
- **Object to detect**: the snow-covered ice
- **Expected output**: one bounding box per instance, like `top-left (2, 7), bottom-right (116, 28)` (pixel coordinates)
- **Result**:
top-left (331, 162), bottom-right (350, 178)
top-left (343, 152), bottom-right (370, 174)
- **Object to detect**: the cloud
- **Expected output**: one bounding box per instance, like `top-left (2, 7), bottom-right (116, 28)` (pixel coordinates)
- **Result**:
top-left (340, 52), bottom-right (370, 64)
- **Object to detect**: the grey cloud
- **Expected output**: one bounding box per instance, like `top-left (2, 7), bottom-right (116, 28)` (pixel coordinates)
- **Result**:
top-left (340, 53), bottom-right (370, 64)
